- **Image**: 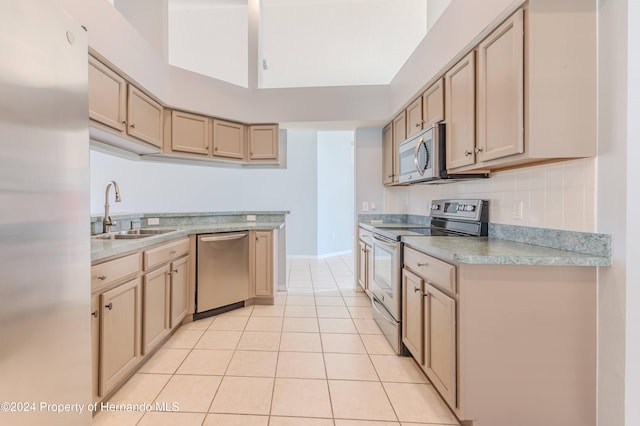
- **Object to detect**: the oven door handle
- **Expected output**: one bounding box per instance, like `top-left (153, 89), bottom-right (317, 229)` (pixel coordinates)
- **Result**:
top-left (372, 235), bottom-right (398, 250)
top-left (371, 295), bottom-right (397, 325)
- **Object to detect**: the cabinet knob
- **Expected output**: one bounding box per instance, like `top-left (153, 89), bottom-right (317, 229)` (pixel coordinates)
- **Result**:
top-left (97, 275), bottom-right (107, 281)
top-left (121, 120), bottom-right (127, 125)
top-left (474, 147), bottom-right (483, 154)
top-left (169, 250), bottom-right (176, 255)
top-left (91, 310), bottom-right (99, 318)
top-left (413, 286), bottom-right (424, 296)
top-left (105, 302), bottom-right (113, 310)
top-left (206, 146), bottom-right (210, 150)
top-left (173, 269), bottom-right (178, 274)
top-left (214, 147), bottom-right (218, 151)
top-left (415, 123), bottom-right (421, 128)
top-left (130, 123), bottom-right (136, 129)
top-left (464, 150), bottom-right (472, 157)
top-left (417, 262), bottom-right (428, 267)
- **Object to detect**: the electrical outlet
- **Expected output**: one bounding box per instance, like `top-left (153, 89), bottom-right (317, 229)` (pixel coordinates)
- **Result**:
top-left (362, 201), bottom-right (369, 212)
top-left (246, 215), bottom-right (256, 221)
top-left (512, 201), bottom-right (524, 220)
top-left (370, 202), bottom-right (376, 210)
top-left (147, 217), bottom-right (159, 226)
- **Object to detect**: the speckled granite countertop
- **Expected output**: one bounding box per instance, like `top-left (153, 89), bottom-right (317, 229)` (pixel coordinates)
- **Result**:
top-left (402, 236), bottom-right (610, 266)
top-left (92, 211), bottom-right (288, 263)
top-left (91, 222), bottom-right (285, 263)
top-left (359, 216), bottom-right (612, 267)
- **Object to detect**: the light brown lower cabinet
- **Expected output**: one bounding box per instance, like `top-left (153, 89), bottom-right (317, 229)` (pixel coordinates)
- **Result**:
top-left (170, 255), bottom-right (190, 327)
top-left (357, 240), bottom-right (371, 291)
top-left (142, 265), bottom-right (171, 355)
top-left (99, 277), bottom-right (142, 397)
top-left (252, 231), bottom-right (274, 298)
top-left (402, 245), bottom-right (598, 426)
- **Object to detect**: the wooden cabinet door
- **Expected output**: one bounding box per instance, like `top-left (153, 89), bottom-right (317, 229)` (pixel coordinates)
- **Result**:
top-left (402, 269), bottom-right (424, 364)
top-left (249, 125), bottom-right (279, 161)
top-left (357, 241), bottom-right (368, 290)
top-left (423, 78), bottom-right (445, 127)
top-left (171, 110), bottom-right (210, 155)
top-left (477, 9), bottom-right (524, 162)
top-left (406, 97), bottom-right (424, 138)
top-left (424, 283), bottom-right (456, 408)
top-left (127, 85), bottom-right (163, 148)
top-left (143, 265), bottom-right (171, 355)
top-left (382, 123), bottom-right (395, 185)
top-left (100, 277), bottom-right (141, 396)
top-left (393, 111), bottom-right (407, 145)
top-left (170, 256), bottom-right (190, 328)
top-left (445, 51), bottom-right (476, 170)
top-left (213, 119), bottom-right (246, 159)
top-left (254, 231), bottom-right (273, 297)
top-left (88, 56), bottom-right (126, 133)
top-left (91, 294), bottom-right (100, 402)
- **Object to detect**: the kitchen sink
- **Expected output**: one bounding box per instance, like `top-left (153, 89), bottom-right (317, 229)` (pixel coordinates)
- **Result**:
top-left (91, 228), bottom-right (177, 240)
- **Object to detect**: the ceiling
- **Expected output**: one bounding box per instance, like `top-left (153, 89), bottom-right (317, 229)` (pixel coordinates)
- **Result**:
top-left (114, 0), bottom-right (451, 89)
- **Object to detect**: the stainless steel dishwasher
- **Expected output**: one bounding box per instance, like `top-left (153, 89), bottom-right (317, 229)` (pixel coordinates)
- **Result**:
top-left (196, 232), bottom-right (249, 319)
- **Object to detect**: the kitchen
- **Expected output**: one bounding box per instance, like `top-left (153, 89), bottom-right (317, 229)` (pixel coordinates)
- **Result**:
top-left (0, 0), bottom-right (639, 426)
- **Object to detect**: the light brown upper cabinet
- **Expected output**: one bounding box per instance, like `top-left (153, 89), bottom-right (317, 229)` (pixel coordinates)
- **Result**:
top-left (445, 51), bottom-right (476, 170)
top-left (476, 10), bottom-right (524, 163)
top-left (393, 111), bottom-right (407, 145)
top-left (422, 78), bottom-right (445, 127)
top-left (382, 122), bottom-right (395, 185)
top-left (169, 110), bottom-right (211, 156)
top-left (213, 119), bottom-right (246, 160)
top-left (89, 56), bottom-right (127, 133)
top-left (406, 97), bottom-right (424, 138)
top-left (248, 124), bottom-right (279, 162)
top-left (126, 85), bottom-right (163, 148)
top-left (89, 55), bottom-right (163, 150)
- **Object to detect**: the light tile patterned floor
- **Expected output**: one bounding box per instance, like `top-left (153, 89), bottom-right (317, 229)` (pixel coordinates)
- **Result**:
top-left (93, 255), bottom-right (460, 426)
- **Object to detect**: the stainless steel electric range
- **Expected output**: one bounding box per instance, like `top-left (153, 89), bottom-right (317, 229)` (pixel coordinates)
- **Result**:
top-left (366, 199), bottom-right (488, 354)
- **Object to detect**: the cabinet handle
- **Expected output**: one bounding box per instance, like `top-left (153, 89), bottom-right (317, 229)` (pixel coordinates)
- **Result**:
top-left (415, 123), bottom-right (421, 128)
top-left (169, 250), bottom-right (177, 255)
top-left (206, 146), bottom-right (210, 150)
top-left (417, 262), bottom-right (428, 267)
top-left (91, 310), bottom-right (99, 318)
top-left (413, 286), bottom-right (425, 296)
top-left (464, 150), bottom-right (472, 157)
top-left (97, 275), bottom-right (107, 281)
top-left (121, 120), bottom-right (127, 125)
top-left (214, 147), bottom-right (218, 151)
top-left (474, 147), bottom-right (483, 154)
top-left (105, 303), bottom-right (113, 310)
top-left (173, 269), bottom-right (178, 274)
top-left (130, 123), bottom-right (136, 129)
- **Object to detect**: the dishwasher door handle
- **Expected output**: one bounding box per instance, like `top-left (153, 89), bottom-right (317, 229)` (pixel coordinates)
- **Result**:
top-left (200, 233), bottom-right (247, 242)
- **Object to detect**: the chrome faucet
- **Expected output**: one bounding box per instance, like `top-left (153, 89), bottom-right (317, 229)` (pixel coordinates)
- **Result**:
top-left (103, 180), bottom-right (121, 234)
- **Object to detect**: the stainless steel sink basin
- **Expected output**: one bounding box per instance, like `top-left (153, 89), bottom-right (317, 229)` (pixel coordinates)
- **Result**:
top-left (91, 229), bottom-right (176, 240)
top-left (123, 228), bottom-right (177, 235)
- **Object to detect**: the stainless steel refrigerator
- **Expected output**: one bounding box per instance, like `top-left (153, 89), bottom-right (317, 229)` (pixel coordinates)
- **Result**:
top-left (0, 1), bottom-right (91, 424)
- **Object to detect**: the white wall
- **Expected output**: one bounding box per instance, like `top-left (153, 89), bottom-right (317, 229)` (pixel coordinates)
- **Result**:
top-left (355, 128), bottom-right (385, 218)
top-left (90, 131), bottom-right (319, 256)
top-left (385, 158), bottom-right (596, 232)
top-left (114, 0), bottom-right (168, 60)
top-left (317, 131), bottom-right (354, 256)
top-left (168, 0), bottom-right (248, 87)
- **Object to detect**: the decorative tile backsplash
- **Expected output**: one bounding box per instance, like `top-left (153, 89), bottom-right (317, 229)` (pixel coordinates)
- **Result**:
top-left (384, 158), bottom-right (596, 232)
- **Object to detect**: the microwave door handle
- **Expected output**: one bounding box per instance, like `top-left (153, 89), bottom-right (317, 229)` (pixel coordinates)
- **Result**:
top-left (413, 137), bottom-right (423, 174)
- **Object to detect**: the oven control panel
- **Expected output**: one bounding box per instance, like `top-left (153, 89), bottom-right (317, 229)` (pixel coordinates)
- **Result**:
top-left (430, 199), bottom-right (488, 222)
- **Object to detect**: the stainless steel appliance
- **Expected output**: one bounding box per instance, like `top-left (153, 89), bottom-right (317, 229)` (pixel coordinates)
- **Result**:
top-left (368, 199), bottom-right (488, 354)
top-left (398, 123), bottom-right (489, 184)
top-left (0, 2), bottom-right (91, 424)
top-left (195, 232), bottom-right (250, 319)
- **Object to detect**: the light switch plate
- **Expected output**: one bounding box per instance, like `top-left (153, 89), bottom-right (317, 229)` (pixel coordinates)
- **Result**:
top-left (147, 217), bottom-right (160, 226)
top-left (246, 215), bottom-right (256, 221)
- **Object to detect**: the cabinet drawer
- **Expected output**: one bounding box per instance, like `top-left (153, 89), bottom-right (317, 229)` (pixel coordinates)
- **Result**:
top-left (92, 252), bottom-right (141, 289)
top-left (404, 247), bottom-right (455, 294)
top-left (358, 227), bottom-right (373, 245)
top-left (144, 238), bottom-right (189, 270)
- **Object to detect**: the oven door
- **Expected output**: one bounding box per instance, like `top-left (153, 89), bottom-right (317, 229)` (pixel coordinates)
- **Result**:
top-left (370, 235), bottom-right (401, 321)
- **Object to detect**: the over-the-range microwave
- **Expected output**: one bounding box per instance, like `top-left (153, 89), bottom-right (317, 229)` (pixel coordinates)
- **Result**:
top-left (398, 123), bottom-right (489, 184)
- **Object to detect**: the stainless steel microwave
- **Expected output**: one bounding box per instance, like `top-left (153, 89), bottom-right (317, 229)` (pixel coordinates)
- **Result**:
top-left (398, 123), bottom-right (489, 184)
